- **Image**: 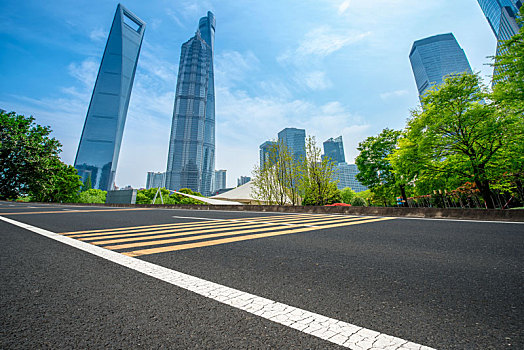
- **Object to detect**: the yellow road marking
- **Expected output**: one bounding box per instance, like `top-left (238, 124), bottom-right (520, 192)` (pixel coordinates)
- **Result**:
top-left (123, 217), bottom-right (394, 257)
top-left (0, 208), bottom-right (153, 216)
top-left (65, 214), bottom-right (359, 238)
top-left (100, 217), bottom-right (375, 250)
top-left (79, 216), bottom-right (369, 242)
top-left (84, 216), bottom-right (368, 244)
top-left (61, 213), bottom-right (318, 235)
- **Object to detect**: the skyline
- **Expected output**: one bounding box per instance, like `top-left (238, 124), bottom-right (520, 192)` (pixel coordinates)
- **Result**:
top-left (0, 0), bottom-right (498, 188)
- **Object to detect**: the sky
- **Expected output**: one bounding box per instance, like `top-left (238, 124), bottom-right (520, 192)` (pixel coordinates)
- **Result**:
top-left (0, 0), bottom-right (497, 189)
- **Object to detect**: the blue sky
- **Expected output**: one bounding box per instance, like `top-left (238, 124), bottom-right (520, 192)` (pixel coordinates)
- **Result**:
top-left (0, 0), bottom-right (497, 188)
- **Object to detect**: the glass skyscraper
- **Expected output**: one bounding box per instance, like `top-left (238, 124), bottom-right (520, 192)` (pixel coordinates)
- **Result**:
top-left (477, 0), bottom-right (521, 41)
top-left (166, 12), bottom-right (215, 196)
top-left (74, 4), bottom-right (145, 191)
top-left (409, 33), bottom-right (472, 98)
top-left (146, 172), bottom-right (165, 189)
top-left (323, 136), bottom-right (345, 164)
top-left (259, 141), bottom-right (277, 167)
top-left (333, 163), bottom-right (368, 193)
top-left (277, 128), bottom-right (306, 162)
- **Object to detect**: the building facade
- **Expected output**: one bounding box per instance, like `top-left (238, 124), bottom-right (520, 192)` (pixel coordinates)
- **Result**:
top-left (237, 176), bottom-right (251, 187)
top-left (277, 128), bottom-right (306, 162)
top-left (259, 141), bottom-right (277, 167)
top-left (323, 136), bottom-right (345, 164)
top-left (146, 172), bottom-right (166, 189)
top-left (214, 169), bottom-right (226, 193)
top-left (166, 12), bottom-right (216, 196)
top-left (333, 163), bottom-right (367, 193)
top-left (477, 0), bottom-right (521, 41)
top-left (74, 4), bottom-right (145, 191)
top-left (409, 33), bottom-right (472, 98)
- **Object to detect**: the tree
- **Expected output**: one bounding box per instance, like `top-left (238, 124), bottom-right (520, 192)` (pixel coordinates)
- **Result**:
top-left (0, 111), bottom-right (82, 201)
top-left (78, 189), bottom-right (107, 204)
top-left (340, 187), bottom-right (356, 204)
top-left (81, 174), bottom-right (92, 192)
top-left (251, 140), bottom-right (300, 205)
top-left (491, 6), bottom-right (524, 114)
top-left (355, 128), bottom-right (406, 206)
top-left (391, 72), bottom-right (521, 208)
top-left (300, 136), bottom-right (340, 206)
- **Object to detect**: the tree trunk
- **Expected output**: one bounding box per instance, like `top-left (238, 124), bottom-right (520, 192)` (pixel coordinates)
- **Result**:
top-left (475, 179), bottom-right (495, 209)
top-left (399, 184), bottom-right (409, 207)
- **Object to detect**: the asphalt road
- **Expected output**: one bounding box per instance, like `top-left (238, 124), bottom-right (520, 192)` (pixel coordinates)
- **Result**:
top-left (1, 201), bottom-right (522, 349)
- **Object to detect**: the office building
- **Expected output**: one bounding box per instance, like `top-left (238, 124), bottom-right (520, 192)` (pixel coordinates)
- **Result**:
top-left (409, 33), bottom-right (472, 98)
top-left (259, 141), bottom-right (277, 167)
top-left (166, 12), bottom-right (216, 196)
top-left (74, 4), bottom-right (145, 191)
top-left (146, 172), bottom-right (166, 189)
top-left (477, 0), bottom-right (521, 41)
top-left (323, 136), bottom-right (345, 164)
top-left (214, 169), bottom-right (226, 193)
top-left (277, 128), bottom-right (306, 162)
top-left (333, 163), bottom-right (367, 193)
top-left (237, 176), bottom-right (251, 187)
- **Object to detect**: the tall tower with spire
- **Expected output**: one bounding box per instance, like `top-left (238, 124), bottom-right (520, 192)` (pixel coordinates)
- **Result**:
top-left (166, 12), bottom-right (216, 195)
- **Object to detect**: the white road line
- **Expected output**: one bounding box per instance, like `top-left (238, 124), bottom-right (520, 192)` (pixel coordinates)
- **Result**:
top-left (0, 215), bottom-right (435, 350)
top-left (172, 215), bottom-right (227, 221)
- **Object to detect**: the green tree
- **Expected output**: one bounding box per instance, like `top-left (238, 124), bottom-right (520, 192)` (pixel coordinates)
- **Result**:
top-left (300, 136), bottom-right (340, 206)
top-left (391, 72), bottom-right (521, 208)
top-left (355, 128), bottom-right (407, 206)
top-left (78, 189), bottom-right (107, 203)
top-left (340, 187), bottom-right (356, 204)
top-left (0, 111), bottom-right (82, 201)
top-left (81, 174), bottom-right (92, 192)
top-left (491, 6), bottom-right (524, 114)
top-left (252, 140), bottom-right (301, 205)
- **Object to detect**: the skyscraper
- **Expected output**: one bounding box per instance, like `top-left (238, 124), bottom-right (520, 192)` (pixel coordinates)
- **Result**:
top-left (74, 4), bottom-right (145, 191)
top-left (214, 169), bottom-right (226, 193)
top-left (323, 136), bottom-right (345, 164)
top-left (277, 128), bottom-right (306, 162)
top-left (333, 163), bottom-right (367, 193)
top-left (166, 12), bottom-right (216, 196)
top-left (146, 172), bottom-right (165, 189)
top-left (477, 0), bottom-right (521, 41)
top-left (409, 33), bottom-right (472, 98)
top-left (259, 141), bottom-right (277, 167)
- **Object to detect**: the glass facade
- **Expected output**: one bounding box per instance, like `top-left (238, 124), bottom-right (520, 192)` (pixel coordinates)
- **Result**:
top-left (213, 169), bottom-right (226, 193)
top-left (237, 176), bottom-right (251, 187)
top-left (74, 4), bottom-right (145, 191)
top-left (166, 12), bottom-right (215, 196)
top-left (322, 136), bottom-right (345, 164)
top-left (259, 141), bottom-right (277, 167)
top-left (277, 128), bottom-right (306, 162)
top-left (409, 33), bottom-right (472, 98)
top-left (477, 0), bottom-right (521, 40)
top-left (146, 172), bottom-right (165, 189)
top-left (333, 163), bottom-right (368, 193)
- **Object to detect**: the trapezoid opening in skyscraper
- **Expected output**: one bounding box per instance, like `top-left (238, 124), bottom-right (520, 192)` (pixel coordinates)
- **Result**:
top-left (74, 4), bottom-right (145, 191)
top-left (165, 11), bottom-right (216, 196)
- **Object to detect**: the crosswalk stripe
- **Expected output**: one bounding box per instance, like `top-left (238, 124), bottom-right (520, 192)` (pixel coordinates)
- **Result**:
top-left (66, 214), bottom-right (364, 239)
top-left (101, 217), bottom-right (382, 251)
top-left (123, 217), bottom-right (394, 257)
top-left (62, 213), bottom-right (318, 235)
top-left (83, 216), bottom-right (367, 243)
top-left (86, 216), bottom-right (369, 246)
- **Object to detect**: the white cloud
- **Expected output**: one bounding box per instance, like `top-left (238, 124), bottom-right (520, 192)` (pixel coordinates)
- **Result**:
top-left (89, 27), bottom-right (107, 42)
top-left (338, 0), bottom-right (352, 15)
top-left (67, 59), bottom-right (98, 88)
top-left (215, 50), bottom-right (260, 88)
top-left (295, 71), bottom-right (332, 91)
top-left (380, 89), bottom-right (409, 100)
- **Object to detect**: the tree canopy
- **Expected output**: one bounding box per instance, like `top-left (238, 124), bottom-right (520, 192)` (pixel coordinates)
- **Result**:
top-left (0, 111), bottom-right (82, 201)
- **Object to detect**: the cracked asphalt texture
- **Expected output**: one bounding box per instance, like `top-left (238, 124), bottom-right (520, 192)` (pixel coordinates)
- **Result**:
top-left (1, 202), bottom-right (523, 349)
